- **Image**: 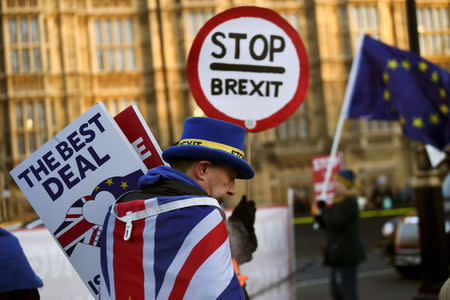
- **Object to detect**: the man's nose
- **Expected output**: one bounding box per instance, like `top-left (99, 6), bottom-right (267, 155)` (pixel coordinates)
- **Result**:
top-left (227, 181), bottom-right (236, 195)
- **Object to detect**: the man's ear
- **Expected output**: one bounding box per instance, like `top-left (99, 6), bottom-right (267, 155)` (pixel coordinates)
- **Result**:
top-left (194, 161), bottom-right (212, 181)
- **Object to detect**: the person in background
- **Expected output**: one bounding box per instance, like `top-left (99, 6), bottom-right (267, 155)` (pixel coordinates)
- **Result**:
top-left (442, 171), bottom-right (450, 202)
top-left (369, 175), bottom-right (394, 209)
top-left (0, 227), bottom-right (43, 299)
top-left (396, 178), bottom-right (415, 207)
top-left (100, 117), bottom-right (257, 300)
top-left (315, 169), bottom-right (366, 300)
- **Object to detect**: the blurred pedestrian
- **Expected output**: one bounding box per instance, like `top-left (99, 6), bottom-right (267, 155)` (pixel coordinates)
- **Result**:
top-left (99, 117), bottom-right (256, 299)
top-left (369, 175), bottom-right (394, 209)
top-left (0, 227), bottom-right (43, 299)
top-left (315, 169), bottom-right (366, 300)
top-left (443, 172), bottom-right (450, 202)
top-left (396, 178), bottom-right (415, 207)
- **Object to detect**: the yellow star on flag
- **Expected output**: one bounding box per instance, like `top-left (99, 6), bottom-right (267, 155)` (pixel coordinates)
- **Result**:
top-left (106, 178), bottom-right (113, 186)
top-left (431, 71), bottom-right (439, 83)
top-left (383, 72), bottom-right (389, 82)
top-left (121, 181), bottom-right (128, 189)
top-left (412, 117), bottom-right (424, 128)
top-left (95, 186), bottom-right (100, 191)
top-left (429, 114), bottom-right (439, 124)
top-left (387, 59), bottom-right (398, 69)
top-left (402, 60), bottom-right (411, 70)
top-left (440, 88), bottom-right (446, 99)
top-left (418, 61), bottom-right (428, 72)
top-left (384, 90), bottom-right (390, 101)
top-left (440, 104), bottom-right (449, 115)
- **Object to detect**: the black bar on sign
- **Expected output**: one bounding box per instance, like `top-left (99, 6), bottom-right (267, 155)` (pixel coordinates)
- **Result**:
top-left (210, 63), bottom-right (285, 74)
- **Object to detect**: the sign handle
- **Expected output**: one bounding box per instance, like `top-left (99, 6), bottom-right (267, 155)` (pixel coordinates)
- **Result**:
top-left (246, 133), bottom-right (253, 199)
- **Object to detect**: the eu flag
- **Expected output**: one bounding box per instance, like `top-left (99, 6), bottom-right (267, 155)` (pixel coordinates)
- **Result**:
top-left (347, 35), bottom-right (450, 151)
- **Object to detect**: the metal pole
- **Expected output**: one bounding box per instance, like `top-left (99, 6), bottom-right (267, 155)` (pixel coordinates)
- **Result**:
top-left (320, 32), bottom-right (365, 200)
top-left (156, 0), bottom-right (174, 144)
top-left (406, 1), bottom-right (449, 299)
top-left (406, 0), bottom-right (420, 55)
top-left (246, 133), bottom-right (252, 199)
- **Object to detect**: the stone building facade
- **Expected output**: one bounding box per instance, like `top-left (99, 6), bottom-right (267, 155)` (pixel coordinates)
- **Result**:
top-left (0, 0), bottom-right (448, 221)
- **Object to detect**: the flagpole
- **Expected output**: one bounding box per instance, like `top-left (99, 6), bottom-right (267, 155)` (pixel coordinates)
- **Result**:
top-left (319, 32), bottom-right (366, 200)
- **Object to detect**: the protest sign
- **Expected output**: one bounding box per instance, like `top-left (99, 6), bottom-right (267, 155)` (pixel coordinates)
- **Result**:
top-left (114, 105), bottom-right (167, 169)
top-left (187, 6), bottom-right (309, 131)
top-left (10, 102), bottom-right (148, 298)
top-left (227, 205), bottom-right (295, 299)
top-left (13, 227), bottom-right (93, 299)
top-left (311, 153), bottom-right (342, 203)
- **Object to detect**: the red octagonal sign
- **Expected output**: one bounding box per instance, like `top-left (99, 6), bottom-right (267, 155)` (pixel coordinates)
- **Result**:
top-left (187, 6), bottom-right (310, 132)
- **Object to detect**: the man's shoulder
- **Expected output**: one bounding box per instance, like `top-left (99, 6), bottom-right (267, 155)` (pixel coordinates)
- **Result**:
top-left (117, 190), bottom-right (153, 203)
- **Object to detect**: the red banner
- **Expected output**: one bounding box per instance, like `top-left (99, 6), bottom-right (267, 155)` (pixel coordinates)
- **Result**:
top-left (311, 153), bottom-right (342, 203)
top-left (114, 106), bottom-right (166, 170)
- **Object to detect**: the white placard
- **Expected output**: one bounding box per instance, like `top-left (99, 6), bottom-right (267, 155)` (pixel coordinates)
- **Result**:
top-left (187, 6), bottom-right (309, 132)
top-left (10, 103), bottom-right (147, 298)
top-left (226, 206), bottom-right (294, 299)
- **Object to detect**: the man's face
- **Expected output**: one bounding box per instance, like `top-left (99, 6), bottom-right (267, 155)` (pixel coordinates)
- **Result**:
top-left (203, 164), bottom-right (237, 204)
top-left (332, 179), bottom-right (347, 197)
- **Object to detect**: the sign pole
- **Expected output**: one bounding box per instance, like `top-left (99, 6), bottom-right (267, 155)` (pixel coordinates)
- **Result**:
top-left (319, 32), bottom-right (365, 200)
top-left (246, 133), bottom-right (253, 199)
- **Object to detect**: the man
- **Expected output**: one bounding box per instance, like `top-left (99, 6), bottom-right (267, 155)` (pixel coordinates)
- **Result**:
top-left (315, 169), bottom-right (366, 300)
top-left (100, 117), bottom-right (257, 299)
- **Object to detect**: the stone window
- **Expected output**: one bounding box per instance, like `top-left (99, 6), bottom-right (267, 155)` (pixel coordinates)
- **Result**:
top-left (281, 12), bottom-right (300, 33)
top-left (6, 0), bottom-right (38, 7)
top-left (102, 98), bottom-right (140, 116)
top-left (346, 4), bottom-right (380, 53)
top-left (275, 11), bottom-right (308, 140)
top-left (12, 99), bottom-right (55, 157)
top-left (417, 7), bottom-right (450, 56)
top-left (7, 16), bottom-right (42, 73)
top-left (275, 100), bottom-right (309, 140)
top-left (187, 10), bottom-right (215, 37)
top-left (94, 18), bottom-right (136, 71)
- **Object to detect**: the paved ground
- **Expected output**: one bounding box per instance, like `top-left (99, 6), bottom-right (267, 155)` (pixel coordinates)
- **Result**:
top-left (295, 250), bottom-right (421, 300)
top-left (290, 217), bottom-right (424, 300)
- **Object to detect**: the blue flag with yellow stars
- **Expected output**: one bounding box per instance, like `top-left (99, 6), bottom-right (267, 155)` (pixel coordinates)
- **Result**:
top-left (347, 34), bottom-right (450, 151)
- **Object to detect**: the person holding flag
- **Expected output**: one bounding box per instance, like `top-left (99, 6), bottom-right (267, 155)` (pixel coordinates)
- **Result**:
top-left (315, 169), bottom-right (366, 300)
top-left (99, 117), bottom-right (257, 299)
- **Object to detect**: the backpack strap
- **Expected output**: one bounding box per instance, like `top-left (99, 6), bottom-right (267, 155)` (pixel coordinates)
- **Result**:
top-left (110, 197), bottom-right (224, 241)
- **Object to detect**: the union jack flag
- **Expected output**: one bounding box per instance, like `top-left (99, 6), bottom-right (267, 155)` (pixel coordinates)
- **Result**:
top-left (54, 170), bottom-right (144, 257)
top-left (100, 196), bottom-right (245, 300)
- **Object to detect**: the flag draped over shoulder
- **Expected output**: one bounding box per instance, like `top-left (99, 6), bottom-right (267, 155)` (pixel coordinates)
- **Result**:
top-left (347, 34), bottom-right (450, 151)
top-left (99, 196), bottom-right (245, 300)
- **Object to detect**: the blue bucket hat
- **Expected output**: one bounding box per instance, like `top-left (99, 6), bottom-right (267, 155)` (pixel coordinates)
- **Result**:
top-left (162, 117), bottom-right (254, 179)
top-left (0, 228), bottom-right (43, 292)
top-left (333, 169), bottom-right (356, 188)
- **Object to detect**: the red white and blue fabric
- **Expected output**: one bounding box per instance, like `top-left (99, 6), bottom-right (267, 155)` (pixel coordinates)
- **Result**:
top-left (99, 195), bottom-right (245, 300)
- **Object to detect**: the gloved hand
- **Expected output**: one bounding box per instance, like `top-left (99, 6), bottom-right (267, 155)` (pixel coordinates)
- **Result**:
top-left (317, 200), bottom-right (327, 210)
top-left (229, 195), bottom-right (258, 255)
top-left (229, 195), bottom-right (256, 230)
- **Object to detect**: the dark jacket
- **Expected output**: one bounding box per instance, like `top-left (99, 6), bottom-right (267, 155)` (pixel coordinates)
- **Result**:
top-left (316, 195), bottom-right (366, 267)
